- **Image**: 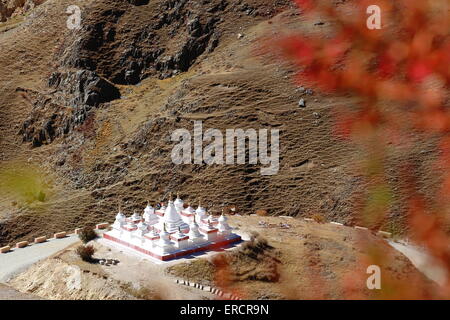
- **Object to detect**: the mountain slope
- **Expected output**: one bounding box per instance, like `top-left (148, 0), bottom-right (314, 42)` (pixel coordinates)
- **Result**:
top-left (0, 0), bottom-right (441, 246)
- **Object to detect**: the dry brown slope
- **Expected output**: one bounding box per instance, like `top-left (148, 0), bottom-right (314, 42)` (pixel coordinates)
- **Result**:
top-left (0, 0), bottom-right (100, 244)
top-left (168, 215), bottom-right (436, 299)
top-left (0, 0), bottom-right (441, 247)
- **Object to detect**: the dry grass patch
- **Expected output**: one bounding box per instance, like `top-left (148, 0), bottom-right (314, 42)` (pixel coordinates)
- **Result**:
top-left (167, 259), bottom-right (215, 284)
top-left (216, 232), bottom-right (281, 282)
top-left (167, 233), bottom-right (281, 285)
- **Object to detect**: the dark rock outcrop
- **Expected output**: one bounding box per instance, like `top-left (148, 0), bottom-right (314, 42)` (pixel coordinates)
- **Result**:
top-left (59, 0), bottom-right (225, 84)
top-left (18, 70), bottom-right (120, 147)
top-left (48, 70), bottom-right (121, 107)
top-left (127, 0), bottom-right (149, 5)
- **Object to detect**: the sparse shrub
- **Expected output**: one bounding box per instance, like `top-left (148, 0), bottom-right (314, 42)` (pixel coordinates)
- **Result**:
top-left (78, 227), bottom-right (97, 243)
top-left (229, 233), bottom-right (280, 283)
top-left (76, 244), bottom-right (95, 262)
top-left (311, 213), bottom-right (326, 224)
top-left (256, 209), bottom-right (268, 216)
top-left (221, 205), bottom-right (238, 215)
top-left (238, 232), bottom-right (272, 259)
top-left (245, 265), bottom-right (280, 282)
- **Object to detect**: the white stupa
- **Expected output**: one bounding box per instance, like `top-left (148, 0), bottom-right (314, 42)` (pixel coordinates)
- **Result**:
top-left (183, 204), bottom-right (195, 216)
top-left (217, 212), bottom-right (232, 234)
top-left (199, 217), bottom-right (219, 241)
top-left (207, 214), bottom-right (218, 224)
top-left (157, 224), bottom-right (174, 254)
top-left (188, 216), bottom-right (203, 243)
top-left (195, 202), bottom-right (207, 223)
top-left (171, 226), bottom-right (189, 249)
top-left (131, 210), bottom-right (141, 223)
top-left (145, 227), bottom-right (160, 247)
top-left (147, 227), bottom-right (159, 239)
top-left (161, 199), bottom-right (189, 233)
top-left (126, 218), bottom-right (137, 231)
top-left (137, 220), bottom-right (148, 236)
top-left (174, 226), bottom-right (186, 238)
top-left (143, 201), bottom-right (158, 225)
top-left (113, 207), bottom-right (126, 229)
top-left (174, 193), bottom-right (184, 213)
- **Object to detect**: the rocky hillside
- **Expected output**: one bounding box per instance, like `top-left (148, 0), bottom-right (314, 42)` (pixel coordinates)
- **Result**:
top-left (0, 0), bottom-right (441, 246)
top-left (0, 0), bottom-right (44, 22)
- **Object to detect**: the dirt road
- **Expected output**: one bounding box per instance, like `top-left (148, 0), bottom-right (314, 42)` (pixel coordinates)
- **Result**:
top-left (389, 240), bottom-right (448, 286)
top-left (0, 235), bottom-right (80, 282)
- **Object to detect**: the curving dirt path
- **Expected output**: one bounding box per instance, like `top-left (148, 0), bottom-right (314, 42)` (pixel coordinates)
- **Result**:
top-left (0, 235), bottom-right (80, 282)
top-left (389, 240), bottom-right (448, 286)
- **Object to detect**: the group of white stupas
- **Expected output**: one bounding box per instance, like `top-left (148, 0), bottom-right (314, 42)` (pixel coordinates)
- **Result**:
top-left (103, 194), bottom-right (242, 261)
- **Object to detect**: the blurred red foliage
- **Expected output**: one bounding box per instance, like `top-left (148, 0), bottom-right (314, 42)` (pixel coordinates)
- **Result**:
top-left (276, 0), bottom-right (450, 299)
top-left (213, 0), bottom-right (449, 299)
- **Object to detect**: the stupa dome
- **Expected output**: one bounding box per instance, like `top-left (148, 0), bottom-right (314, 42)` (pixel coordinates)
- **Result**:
top-left (195, 206), bottom-right (206, 215)
top-left (184, 205), bottom-right (195, 214)
top-left (115, 211), bottom-right (125, 221)
top-left (144, 202), bottom-right (155, 215)
top-left (164, 200), bottom-right (183, 223)
top-left (174, 194), bottom-right (184, 210)
top-left (218, 213), bottom-right (232, 233)
top-left (188, 218), bottom-right (202, 239)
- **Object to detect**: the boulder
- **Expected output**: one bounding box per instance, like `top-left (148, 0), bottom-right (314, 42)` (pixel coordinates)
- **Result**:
top-left (298, 98), bottom-right (306, 108)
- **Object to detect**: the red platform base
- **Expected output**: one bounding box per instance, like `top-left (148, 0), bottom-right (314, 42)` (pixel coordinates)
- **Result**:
top-left (103, 233), bottom-right (242, 261)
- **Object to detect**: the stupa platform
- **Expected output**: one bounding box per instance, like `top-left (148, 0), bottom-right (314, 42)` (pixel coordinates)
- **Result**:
top-left (103, 194), bottom-right (242, 261)
top-left (103, 230), bottom-right (242, 261)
